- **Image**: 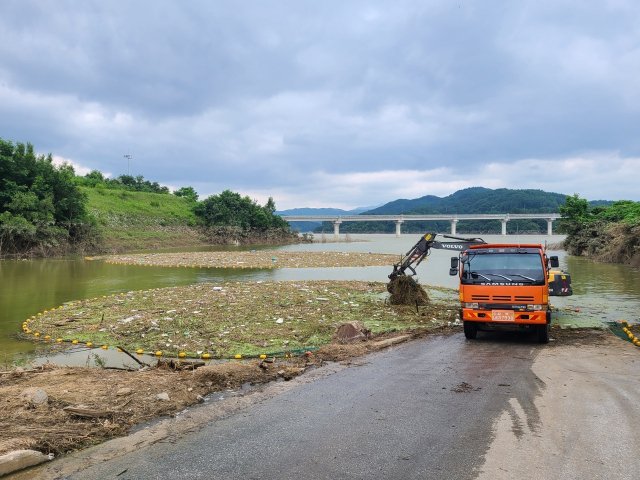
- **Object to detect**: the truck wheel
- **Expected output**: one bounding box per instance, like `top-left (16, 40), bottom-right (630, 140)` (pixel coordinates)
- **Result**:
top-left (537, 324), bottom-right (550, 344)
top-left (463, 321), bottom-right (477, 340)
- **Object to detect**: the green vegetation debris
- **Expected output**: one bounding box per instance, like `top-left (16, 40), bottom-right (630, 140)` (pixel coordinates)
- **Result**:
top-left (23, 281), bottom-right (459, 358)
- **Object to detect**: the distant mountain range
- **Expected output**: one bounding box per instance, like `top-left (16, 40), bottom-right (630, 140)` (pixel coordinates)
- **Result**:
top-left (276, 205), bottom-right (379, 216)
top-left (280, 188), bottom-right (613, 234)
top-left (276, 205), bottom-right (382, 232)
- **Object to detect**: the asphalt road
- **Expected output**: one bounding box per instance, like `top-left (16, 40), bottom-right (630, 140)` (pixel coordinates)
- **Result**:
top-left (22, 332), bottom-right (640, 480)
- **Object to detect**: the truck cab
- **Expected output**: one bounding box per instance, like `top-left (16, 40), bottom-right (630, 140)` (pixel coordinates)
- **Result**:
top-left (450, 244), bottom-right (562, 343)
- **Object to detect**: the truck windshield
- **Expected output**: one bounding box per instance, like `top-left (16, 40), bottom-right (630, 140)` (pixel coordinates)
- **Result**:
top-left (461, 252), bottom-right (544, 285)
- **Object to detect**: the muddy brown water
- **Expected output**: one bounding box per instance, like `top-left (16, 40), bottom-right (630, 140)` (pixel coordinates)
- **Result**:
top-left (1, 234), bottom-right (639, 366)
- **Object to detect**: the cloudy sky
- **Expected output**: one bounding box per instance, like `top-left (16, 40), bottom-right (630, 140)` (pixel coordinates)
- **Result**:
top-left (1, 1), bottom-right (639, 209)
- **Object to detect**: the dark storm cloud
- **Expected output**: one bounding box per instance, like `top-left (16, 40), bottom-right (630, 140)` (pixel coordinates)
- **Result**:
top-left (1, 0), bottom-right (639, 208)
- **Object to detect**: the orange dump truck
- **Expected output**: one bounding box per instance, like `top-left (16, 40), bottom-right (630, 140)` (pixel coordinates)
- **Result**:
top-left (449, 243), bottom-right (572, 343)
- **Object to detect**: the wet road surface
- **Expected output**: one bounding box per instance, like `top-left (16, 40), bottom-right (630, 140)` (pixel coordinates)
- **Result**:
top-left (47, 334), bottom-right (550, 479)
top-left (21, 331), bottom-right (640, 480)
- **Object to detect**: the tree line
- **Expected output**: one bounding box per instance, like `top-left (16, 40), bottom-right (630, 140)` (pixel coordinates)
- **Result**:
top-left (76, 170), bottom-right (171, 194)
top-left (0, 138), bottom-right (289, 256)
top-left (0, 139), bottom-right (95, 255)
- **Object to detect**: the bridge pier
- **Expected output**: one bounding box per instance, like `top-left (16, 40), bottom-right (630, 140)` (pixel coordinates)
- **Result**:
top-left (500, 219), bottom-right (508, 236)
top-left (394, 220), bottom-right (403, 238)
top-left (333, 221), bottom-right (341, 239)
top-left (547, 219), bottom-right (554, 236)
top-left (450, 219), bottom-right (458, 235)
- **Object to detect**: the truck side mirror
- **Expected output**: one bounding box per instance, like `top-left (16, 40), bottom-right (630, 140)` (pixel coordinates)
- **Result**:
top-left (449, 257), bottom-right (459, 276)
top-left (549, 256), bottom-right (559, 268)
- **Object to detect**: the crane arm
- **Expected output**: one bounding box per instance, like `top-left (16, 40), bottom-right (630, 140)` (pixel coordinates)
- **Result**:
top-left (388, 232), bottom-right (486, 281)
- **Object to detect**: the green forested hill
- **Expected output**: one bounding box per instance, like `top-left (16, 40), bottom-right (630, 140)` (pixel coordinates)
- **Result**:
top-left (365, 187), bottom-right (568, 215)
top-left (315, 188), bottom-right (613, 234)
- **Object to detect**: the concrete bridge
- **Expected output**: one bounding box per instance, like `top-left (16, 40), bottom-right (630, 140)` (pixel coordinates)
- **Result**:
top-left (281, 213), bottom-right (561, 238)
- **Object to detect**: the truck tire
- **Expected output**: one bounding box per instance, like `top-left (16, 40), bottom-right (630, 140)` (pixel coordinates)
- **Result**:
top-left (537, 323), bottom-right (550, 344)
top-left (463, 321), bottom-right (477, 340)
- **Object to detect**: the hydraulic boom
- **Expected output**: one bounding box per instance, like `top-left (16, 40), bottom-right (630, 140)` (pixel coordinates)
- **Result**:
top-left (388, 232), bottom-right (486, 281)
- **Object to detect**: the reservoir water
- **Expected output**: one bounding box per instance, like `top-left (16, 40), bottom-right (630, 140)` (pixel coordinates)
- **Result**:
top-left (1, 234), bottom-right (639, 366)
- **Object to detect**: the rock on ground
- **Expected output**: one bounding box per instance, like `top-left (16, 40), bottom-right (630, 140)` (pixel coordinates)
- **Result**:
top-left (0, 450), bottom-right (53, 477)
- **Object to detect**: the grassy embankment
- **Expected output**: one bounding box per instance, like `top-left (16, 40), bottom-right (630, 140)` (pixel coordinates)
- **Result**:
top-left (84, 187), bottom-right (206, 252)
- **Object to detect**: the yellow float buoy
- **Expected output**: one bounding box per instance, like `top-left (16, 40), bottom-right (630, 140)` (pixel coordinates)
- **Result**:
top-left (202, 353), bottom-right (211, 359)
top-left (86, 342), bottom-right (92, 347)
top-left (72, 340), bottom-right (78, 344)
top-left (155, 351), bottom-right (163, 356)
top-left (45, 335), bottom-right (50, 340)
top-left (136, 349), bottom-right (144, 354)
top-left (102, 345), bottom-right (108, 349)
top-left (57, 338), bottom-right (63, 342)
top-left (179, 352), bottom-right (186, 358)
top-left (234, 354), bottom-right (242, 359)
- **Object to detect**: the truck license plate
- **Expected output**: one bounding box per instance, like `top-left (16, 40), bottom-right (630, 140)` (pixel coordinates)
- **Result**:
top-left (492, 310), bottom-right (515, 322)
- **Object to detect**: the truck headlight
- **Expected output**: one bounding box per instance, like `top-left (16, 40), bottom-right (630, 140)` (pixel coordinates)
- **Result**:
top-left (526, 304), bottom-right (543, 311)
top-left (465, 303), bottom-right (479, 309)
